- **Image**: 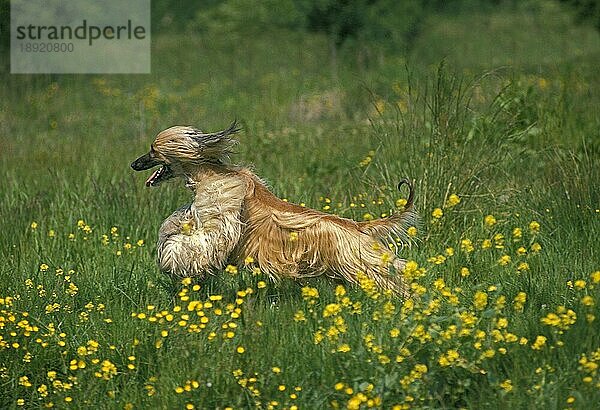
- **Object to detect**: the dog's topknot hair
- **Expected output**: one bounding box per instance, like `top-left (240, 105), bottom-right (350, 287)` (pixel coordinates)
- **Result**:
top-left (154, 120), bottom-right (241, 165)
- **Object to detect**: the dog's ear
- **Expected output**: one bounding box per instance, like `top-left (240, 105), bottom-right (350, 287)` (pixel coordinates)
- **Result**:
top-left (190, 120), bottom-right (241, 147)
top-left (188, 121), bottom-right (241, 162)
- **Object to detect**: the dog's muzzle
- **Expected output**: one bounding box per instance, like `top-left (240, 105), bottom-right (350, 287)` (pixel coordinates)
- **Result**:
top-left (131, 152), bottom-right (161, 171)
top-left (131, 153), bottom-right (174, 187)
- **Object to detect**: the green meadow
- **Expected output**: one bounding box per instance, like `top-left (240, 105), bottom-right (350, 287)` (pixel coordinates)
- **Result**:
top-left (1, 2), bottom-right (599, 409)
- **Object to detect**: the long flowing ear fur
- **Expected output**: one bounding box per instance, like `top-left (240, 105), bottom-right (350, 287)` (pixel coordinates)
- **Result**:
top-left (190, 120), bottom-right (241, 163)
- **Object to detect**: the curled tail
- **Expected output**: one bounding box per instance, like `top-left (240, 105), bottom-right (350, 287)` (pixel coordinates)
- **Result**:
top-left (358, 178), bottom-right (418, 245)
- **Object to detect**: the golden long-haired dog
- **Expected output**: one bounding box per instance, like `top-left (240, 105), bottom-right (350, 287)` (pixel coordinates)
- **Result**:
top-left (131, 122), bottom-right (417, 296)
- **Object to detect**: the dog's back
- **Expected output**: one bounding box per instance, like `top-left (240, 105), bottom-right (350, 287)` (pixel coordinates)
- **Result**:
top-left (233, 169), bottom-right (415, 295)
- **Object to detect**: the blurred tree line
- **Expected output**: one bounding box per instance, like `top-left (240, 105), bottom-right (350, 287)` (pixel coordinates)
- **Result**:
top-left (154, 0), bottom-right (600, 47)
top-left (559, 0), bottom-right (600, 29)
top-left (1, 0), bottom-right (598, 60)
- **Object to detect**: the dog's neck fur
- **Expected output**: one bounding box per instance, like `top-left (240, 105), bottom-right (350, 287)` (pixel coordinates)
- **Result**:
top-left (156, 162), bottom-right (248, 277)
top-left (183, 163), bottom-right (244, 208)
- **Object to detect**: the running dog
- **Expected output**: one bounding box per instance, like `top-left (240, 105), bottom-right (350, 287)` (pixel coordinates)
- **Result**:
top-left (131, 122), bottom-right (417, 295)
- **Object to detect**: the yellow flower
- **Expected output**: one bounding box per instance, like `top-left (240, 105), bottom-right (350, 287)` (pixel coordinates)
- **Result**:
top-left (581, 296), bottom-right (594, 307)
top-left (529, 221), bottom-right (540, 233)
top-left (225, 265), bottom-right (238, 275)
top-left (236, 346), bottom-right (245, 354)
top-left (496, 317), bottom-right (508, 329)
top-left (512, 227), bottom-right (522, 239)
top-left (396, 198), bottom-right (407, 208)
top-left (359, 152), bottom-right (374, 167)
top-left (460, 239), bottom-right (474, 252)
top-left (574, 280), bottom-right (586, 290)
top-left (494, 233), bottom-right (505, 248)
top-left (499, 379), bottom-right (513, 392)
top-left (460, 267), bottom-right (470, 277)
top-left (407, 226), bottom-right (417, 237)
top-left (474, 291), bottom-right (488, 310)
top-left (513, 292), bottom-right (527, 311)
top-left (432, 208), bottom-right (443, 219)
top-left (19, 375), bottom-right (32, 387)
top-left (438, 349), bottom-right (460, 367)
top-left (484, 214), bottom-right (497, 227)
top-left (323, 303), bottom-right (341, 318)
top-left (337, 344), bottom-right (351, 353)
top-left (591, 271), bottom-right (600, 283)
top-left (293, 311), bottom-right (306, 322)
top-left (531, 242), bottom-right (542, 252)
top-left (446, 194), bottom-right (461, 208)
top-left (498, 255), bottom-right (511, 266)
top-left (30, 221), bottom-right (38, 229)
top-left (541, 307), bottom-right (577, 331)
top-left (531, 335), bottom-right (547, 350)
top-left (301, 286), bottom-right (319, 300)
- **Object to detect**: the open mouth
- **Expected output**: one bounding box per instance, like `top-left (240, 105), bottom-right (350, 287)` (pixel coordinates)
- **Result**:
top-left (131, 152), bottom-right (175, 187)
top-left (145, 165), bottom-right (174, 187)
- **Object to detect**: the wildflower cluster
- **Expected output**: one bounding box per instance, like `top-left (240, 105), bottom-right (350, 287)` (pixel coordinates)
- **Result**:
top-left (6, 199), bottom-right (599, 408)
top-left (30, 219), bottom-right (145, 257)
top-left (289, 230), bottom-right (600, 407)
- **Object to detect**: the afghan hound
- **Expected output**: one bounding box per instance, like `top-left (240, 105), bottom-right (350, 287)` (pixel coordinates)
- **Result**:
top-left (131, 122), bottom-right (417, 296)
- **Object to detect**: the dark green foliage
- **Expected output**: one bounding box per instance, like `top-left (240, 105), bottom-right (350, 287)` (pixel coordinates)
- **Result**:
top-left (0, 0), bottom-right (9, 55)
top-left (559, 0), bottom-right (600, 30)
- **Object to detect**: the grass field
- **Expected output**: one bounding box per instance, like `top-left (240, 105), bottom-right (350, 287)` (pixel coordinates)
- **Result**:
top-left (1, 4), bottom-right (600, 409)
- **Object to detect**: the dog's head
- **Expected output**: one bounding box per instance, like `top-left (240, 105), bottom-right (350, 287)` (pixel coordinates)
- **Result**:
top-left (131, 121), bottom-right (240, 187)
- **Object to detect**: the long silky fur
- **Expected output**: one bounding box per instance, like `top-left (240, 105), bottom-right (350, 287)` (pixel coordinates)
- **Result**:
top-left (136, 122), bottom-right (418, 296)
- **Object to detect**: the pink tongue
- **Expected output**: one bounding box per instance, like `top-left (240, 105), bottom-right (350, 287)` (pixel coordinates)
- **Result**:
top-left (145, 169), bottom-right (160, 186)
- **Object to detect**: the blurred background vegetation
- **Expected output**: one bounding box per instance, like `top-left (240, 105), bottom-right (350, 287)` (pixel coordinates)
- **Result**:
top-left (1, 0), bottom-right (599, 65)
top-left (1, 0), bottom-right (599, 207)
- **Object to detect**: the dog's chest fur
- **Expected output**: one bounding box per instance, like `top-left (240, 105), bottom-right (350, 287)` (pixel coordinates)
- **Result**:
top-left (156, 170), bottom-right (246, 277)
